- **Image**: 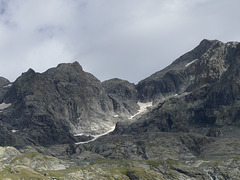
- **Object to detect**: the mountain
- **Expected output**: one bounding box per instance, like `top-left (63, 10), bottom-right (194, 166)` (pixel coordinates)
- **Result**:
top-left (71, 39), bottom-right (240, 179)
top-left (0, 62), bottom-right (137, 147)
top-left (1, 39), bottom-right (240, 179)
top-left (137, 39), bottom-right (238, 101)
top-left (123, 39), bottom-right (240, 134)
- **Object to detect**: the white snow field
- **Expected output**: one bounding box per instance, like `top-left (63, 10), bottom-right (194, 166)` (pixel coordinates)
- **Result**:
top-left (129, 101), bottom-right (153, 119)
top-left (74, 101), bottom-right (153, 144)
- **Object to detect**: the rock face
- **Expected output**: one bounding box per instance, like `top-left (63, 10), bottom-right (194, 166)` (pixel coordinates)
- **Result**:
top-left (137, 40), bottom-right (236, 101)
top-left (102, 78), bottom-right (139, 118)
top-left (0, 77), bottom-right (10, 87)
top-left (117, 39), bottom-right (240, 135)
top-left (0, 77), bottom-right (18, 147)
top-left (0, 62), bottom-right (137, 146)
top-left (0, 77), bottom-right (11, 102)
top-left (69, 39), bottom-right (240, 179)
top-left (0, 146), bottom-right (21, 161)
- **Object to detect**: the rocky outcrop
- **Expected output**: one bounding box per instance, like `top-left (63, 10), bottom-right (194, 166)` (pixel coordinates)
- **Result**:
top-left (11, 153), bottom-right (69, 171)
top-left (0, 146), bottom-right (21, 161)
top-left (0, 77), bottom-right (11, 102)
top-left (102, 78), bottom-right (139, 118)
top-left (0, 121), bottom-right (18, 146)
top-left (136, 40), bottom-right (236, 102)
top-left (0, 77), bottom-right (10, 87)
top-left (0, 62), bottom-right (119, 146)
top-left (122, 40), bottom-right (240, 135)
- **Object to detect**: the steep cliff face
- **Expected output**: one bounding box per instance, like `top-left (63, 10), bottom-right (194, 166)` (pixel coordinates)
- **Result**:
top-left (116, 40), bottom-right (240, 135)
top-left (0, 77), bottom-right (11, 102)
top-left (102, 78), bottom-right (139, 118)
top-left (0, 62), bottom-right (121, 146)
top-left (136, 40), bottom-right (236, 102)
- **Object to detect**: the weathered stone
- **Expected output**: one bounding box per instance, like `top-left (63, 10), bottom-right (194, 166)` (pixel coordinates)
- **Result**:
top-left (1, 62), bottom-right (118, 146)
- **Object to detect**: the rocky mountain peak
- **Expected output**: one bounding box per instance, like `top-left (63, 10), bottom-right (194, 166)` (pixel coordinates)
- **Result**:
top-left (44, 61), bottom-right (86, 84)
top-left (56, 61), bottom-right (83, 73)
top-left (0, 62), bottom-right (113, 146)
top-left (26, 68), bottom-right (35, 74)
top-left (199, 39), bottom-right (221, 46)
top-left (0, 77), bottom-right (10, 87)
top-left (116, 39), bottom-right (240, 137)
top-left (136, 40), bottom-right (240, 101)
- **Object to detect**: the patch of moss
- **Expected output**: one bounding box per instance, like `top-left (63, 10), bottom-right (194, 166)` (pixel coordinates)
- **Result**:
top-left (0, 165), bottom-right (48, 180)
top-left (41, 166), bottom-right (82, 178)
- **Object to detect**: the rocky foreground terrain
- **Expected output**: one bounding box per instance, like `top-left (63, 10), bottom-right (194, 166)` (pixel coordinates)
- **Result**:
top-left (0, 39), bottom-right (240, 179)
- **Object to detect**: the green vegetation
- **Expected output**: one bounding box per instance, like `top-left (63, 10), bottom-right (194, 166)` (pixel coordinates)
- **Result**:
top-left (0, 165), bottom-right (48, 180)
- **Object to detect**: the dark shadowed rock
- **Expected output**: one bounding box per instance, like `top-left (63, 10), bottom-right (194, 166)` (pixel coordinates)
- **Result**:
top-left (0, 62), bottom-right (118, 146)
top-left (0, 77), bottom-right (10, 102)
top-left (0, 77), bottom-right (10, 87)
top-left (0, 121), bottom-right (17, 146)
top-left (102, 78), bottom-right (139, 118)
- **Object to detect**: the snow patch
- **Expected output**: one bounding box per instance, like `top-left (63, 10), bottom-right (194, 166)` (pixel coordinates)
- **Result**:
top-left (3, 84), bottom-right (12, 88)
top-left (113, 115), bottom-right (119, 118)
top-left (75, 125), bottom-right (116, 145)
top-left (185, 59), bottom-right (198, 67)
top-left (129, 101), bottom-right (153, 119)
top-left (0, 103), bottom-right (11, 110)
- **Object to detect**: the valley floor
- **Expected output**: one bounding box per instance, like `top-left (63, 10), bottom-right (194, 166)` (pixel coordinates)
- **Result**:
top-left (1, 126), bottom-right (240, 180)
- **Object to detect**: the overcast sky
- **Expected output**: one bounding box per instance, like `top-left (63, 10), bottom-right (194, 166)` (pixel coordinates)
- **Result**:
top-left (0, 0), bottom-right (240, 83)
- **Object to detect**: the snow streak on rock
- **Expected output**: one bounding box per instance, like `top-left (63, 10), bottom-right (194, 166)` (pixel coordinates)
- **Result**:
top-left (11, 130), bottom-right (18, 133)
top-left (75, 125), bottom-right (116, 145)
top-left (185, 59), bottom-right (198, 67)
top-left (0, 103), bottom-right (11, 110)
top-left (3, 84), bottom-right (12, 88)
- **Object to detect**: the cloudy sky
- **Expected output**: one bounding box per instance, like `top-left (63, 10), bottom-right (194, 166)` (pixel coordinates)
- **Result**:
top-left (0, 0), bottom-right (240, 83)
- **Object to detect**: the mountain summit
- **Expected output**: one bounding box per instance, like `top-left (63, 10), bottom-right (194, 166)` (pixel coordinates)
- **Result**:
top-left (0, 62), bottom-right (136, 146)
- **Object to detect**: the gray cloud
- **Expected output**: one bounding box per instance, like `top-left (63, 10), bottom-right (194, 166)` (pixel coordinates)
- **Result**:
top-left (0, 0), bottom-right (240, 83)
